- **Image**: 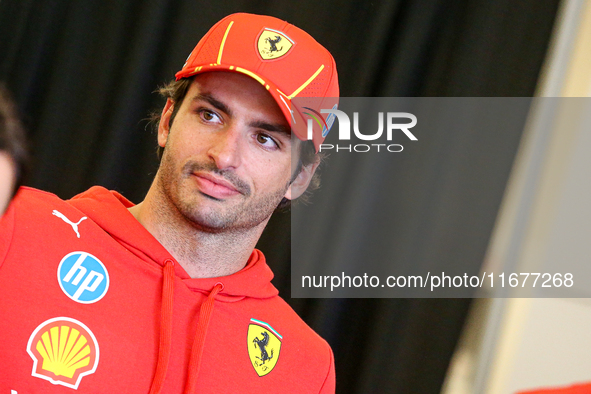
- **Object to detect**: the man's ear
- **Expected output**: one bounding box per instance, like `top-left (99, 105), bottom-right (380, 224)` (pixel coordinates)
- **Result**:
top-left (158, 98), bottom-right (175, 148)
top-left (284, 158), bottom-right (320, 201)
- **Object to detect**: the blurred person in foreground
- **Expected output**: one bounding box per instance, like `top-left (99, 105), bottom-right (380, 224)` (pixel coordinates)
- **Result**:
top-left (0, 85), bottom-right (27, 215)
top-left (0, 13), bottom-right (338, 393)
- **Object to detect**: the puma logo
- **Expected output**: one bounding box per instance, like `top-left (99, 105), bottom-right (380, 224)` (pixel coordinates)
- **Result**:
top-left (52, 210), bottom-right (87, 238)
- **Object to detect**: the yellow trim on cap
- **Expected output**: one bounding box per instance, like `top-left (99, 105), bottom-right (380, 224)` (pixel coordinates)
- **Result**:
top-left (289, 64), bottom-right (325, 98)
top-left (235, 67), bottom-right (266, 86)
top-left (217, 21), bottom-right (234, 64)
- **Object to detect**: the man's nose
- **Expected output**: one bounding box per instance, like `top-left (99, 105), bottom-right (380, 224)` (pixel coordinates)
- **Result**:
top-left (207, 126), bottom-right (243, 169)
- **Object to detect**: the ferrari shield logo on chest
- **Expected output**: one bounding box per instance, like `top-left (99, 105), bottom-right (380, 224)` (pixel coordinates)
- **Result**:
top-left (257, 28), bottom-right (294, 60)
top-left (247, 318), bottom-right (282, 376)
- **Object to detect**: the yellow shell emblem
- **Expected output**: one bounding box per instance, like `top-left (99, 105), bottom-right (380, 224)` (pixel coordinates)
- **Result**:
top-left (27, 317), bottom-right (99, 389)
top-left (247, 318), bottom-right (282, 376)
top-left (257, 28), bottom-right (294, 60)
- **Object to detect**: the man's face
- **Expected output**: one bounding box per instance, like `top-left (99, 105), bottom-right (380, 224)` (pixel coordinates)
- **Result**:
top-left (156, 71), bottom-right (301, 232)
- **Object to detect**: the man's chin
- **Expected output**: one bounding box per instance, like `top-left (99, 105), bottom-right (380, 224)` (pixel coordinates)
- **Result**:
top-left (180, 204), bottom-right (274, 234)
top-left (177, 203), bottom-right (240, 232)
top-left (171, 186), bottom-right (283, 233)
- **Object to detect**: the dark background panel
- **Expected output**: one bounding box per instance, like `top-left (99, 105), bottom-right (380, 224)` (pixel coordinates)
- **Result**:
top-left (0, 0), bottom-right (560, 392)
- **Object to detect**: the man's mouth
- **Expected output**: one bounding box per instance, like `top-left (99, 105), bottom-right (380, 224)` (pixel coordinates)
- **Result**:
top-left (191, 172), bottom-right (242, 199)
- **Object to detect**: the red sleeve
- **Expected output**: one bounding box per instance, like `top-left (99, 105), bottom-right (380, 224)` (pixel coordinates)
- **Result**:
top-left (318, 346), bottom-right (336, 394)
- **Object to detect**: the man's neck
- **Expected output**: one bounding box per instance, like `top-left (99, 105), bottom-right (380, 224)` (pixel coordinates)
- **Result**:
top-left (128, 187), bottom-right (266, 279)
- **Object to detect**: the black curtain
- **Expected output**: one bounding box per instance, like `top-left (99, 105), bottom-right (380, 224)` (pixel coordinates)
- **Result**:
top-left (0, 1), bottom-right (560, 393)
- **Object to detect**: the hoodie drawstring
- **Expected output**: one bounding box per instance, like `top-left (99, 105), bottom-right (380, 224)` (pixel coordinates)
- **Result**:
top-left (148, 260), bottom-right (223, 394)
top-left (184, 282), bottom-right (224, 394)
top-left (149, 259), bottom-right (176, 394)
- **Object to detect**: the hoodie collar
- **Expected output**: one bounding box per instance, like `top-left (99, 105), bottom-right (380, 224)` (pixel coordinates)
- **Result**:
top-left (68, 186), bottom-right (278, 299)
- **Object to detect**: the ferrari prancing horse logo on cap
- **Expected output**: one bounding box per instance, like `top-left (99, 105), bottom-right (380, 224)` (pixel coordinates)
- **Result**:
top-left (247, 318), bottom-right (282, 376)
top-left (257, 28), bottom-right (294, 60)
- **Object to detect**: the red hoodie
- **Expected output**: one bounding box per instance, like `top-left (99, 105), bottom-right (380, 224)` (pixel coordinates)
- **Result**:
top-left (0, 186), bottom-right (335, 393)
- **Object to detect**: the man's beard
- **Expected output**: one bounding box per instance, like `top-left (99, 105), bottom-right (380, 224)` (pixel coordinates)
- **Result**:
top-left (157, 152), bottom-right (289, 233)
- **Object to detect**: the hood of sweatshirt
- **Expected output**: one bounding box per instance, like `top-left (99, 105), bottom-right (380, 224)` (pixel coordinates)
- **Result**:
top-left (67, 186), bottom-right (279, 300)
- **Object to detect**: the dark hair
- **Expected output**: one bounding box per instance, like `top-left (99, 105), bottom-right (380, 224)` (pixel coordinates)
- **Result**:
top-left (0, 85), bottom-right (28, 196)
top-left (149, 77), bottom-right (324, 210)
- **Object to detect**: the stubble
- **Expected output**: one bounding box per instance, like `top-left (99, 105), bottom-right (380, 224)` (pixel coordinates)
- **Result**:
top-left (156, 150), bottom-right (290, 233)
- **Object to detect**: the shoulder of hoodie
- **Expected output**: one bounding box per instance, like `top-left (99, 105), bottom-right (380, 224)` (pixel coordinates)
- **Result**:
top-left (0, 186), bottom-right (78, 263)
top-left (2, 186), bottom-right (68, 219)
top-left (0, 186), bottom-right (89, 239)
top-left (6, 186), bottom-right (83, 217)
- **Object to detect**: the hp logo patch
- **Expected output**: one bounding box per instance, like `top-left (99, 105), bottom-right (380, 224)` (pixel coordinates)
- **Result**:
top-left (57, 252), bottom-right (109, 304)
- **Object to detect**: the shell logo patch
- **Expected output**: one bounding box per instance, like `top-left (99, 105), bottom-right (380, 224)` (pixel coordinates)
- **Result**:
top-left (27, 317), bottom-right (99, 389)
top-left (257, 28), bottom-right (294, 60)
top-left (247, 318), bottom-right (282, 377)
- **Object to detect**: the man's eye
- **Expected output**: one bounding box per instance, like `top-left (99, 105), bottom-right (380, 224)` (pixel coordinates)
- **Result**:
top-left (256, 133), bottom-right (278, 148)
top-left (199, 109), bottom-right (221, 123)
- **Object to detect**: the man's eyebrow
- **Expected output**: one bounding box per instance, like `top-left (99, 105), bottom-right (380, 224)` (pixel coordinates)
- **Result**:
top-left (191, 93), bottom-right (232, 117)
top-left (249, 120), bottom-right (291, 137)
top-left (190, 92), bottom-right (291, 137)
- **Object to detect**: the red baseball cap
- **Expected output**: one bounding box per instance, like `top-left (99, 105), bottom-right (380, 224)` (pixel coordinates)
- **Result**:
top-left (175, 13), bottom-right (339, 151)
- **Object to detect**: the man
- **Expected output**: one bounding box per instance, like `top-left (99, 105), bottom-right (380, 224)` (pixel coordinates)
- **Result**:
top-left (0, 13), bottom-right (338, 393)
